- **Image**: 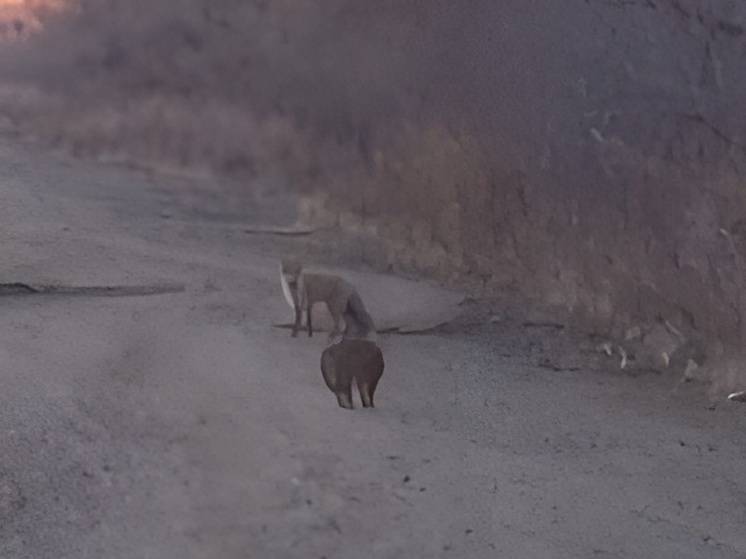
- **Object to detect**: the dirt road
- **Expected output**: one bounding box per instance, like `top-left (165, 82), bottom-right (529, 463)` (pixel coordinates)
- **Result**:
top-left (0, 136), bottom-right (744, 559)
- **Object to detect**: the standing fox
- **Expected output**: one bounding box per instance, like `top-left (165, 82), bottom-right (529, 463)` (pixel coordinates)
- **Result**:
top-left (280, 259), bottom-right (376, 342)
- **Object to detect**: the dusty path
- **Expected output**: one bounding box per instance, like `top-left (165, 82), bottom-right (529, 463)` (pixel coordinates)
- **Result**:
top-left (0, 136), bottom-right (744, 559)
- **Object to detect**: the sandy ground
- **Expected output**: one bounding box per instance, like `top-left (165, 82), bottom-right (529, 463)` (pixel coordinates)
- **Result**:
top-left (0, 134), bottom-right (744, 559)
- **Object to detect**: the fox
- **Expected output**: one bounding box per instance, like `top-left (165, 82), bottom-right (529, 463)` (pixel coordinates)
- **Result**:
top-left (320, 339), bottom-right (384, 409)
top-left (279, 259), bottom-right (376, 342)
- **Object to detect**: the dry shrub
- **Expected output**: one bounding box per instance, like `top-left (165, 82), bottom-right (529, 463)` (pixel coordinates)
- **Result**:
top-left (1, 0), bottom-right (746, 392)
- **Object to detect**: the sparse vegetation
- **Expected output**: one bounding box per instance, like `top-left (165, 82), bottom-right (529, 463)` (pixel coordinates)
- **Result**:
top-left (1, 0), bottom-right (745, 390)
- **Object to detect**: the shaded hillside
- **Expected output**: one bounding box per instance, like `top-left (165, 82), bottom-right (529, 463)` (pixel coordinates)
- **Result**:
top-left (1, 0), bottom-right (745, 390)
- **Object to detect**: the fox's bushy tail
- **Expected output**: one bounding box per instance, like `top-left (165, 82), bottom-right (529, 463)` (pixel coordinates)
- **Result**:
top-left (345, 292), bottom-right (377, 339)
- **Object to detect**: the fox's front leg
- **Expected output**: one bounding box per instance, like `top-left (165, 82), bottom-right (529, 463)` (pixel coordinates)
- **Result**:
top-left (291, 303), bottom-right (302, 337)
top-left (307, 304), bottom-right (313, 337)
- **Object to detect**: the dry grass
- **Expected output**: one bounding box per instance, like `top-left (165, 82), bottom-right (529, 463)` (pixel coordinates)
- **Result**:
top-left (0, 1), bottom-right (745, 392)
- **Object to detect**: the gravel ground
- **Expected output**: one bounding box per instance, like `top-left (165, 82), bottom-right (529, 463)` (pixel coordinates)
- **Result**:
top-left (0, 135), bottom-right (744, 559)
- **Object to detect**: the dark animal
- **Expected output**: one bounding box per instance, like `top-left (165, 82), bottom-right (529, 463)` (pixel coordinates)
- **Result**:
top-left (320, 339), bottom-right (384, 409)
